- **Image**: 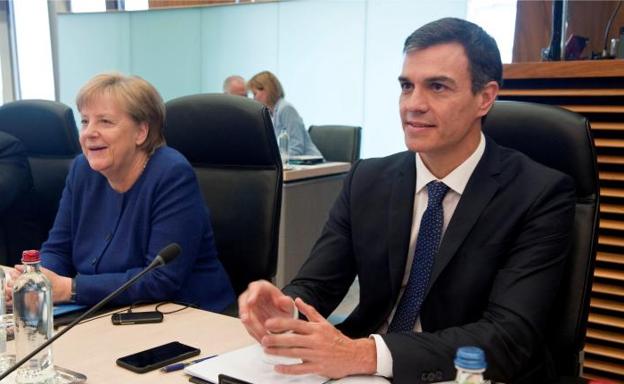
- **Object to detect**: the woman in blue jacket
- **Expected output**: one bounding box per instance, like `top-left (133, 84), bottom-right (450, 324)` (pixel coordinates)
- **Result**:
top-left (19, 73), bottom-right (234, 312)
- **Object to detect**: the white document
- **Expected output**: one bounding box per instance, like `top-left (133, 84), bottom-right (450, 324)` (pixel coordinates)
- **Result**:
top-left (184, 343), bottom-right (328, 384)
top-left (333, 376), bottom-right (391, 383)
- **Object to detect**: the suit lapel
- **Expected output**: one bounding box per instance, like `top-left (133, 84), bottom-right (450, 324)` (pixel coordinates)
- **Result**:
top-left (387, 153), bottom-right (416, 300)
top-left (426, 138), bottom-right (502, 294)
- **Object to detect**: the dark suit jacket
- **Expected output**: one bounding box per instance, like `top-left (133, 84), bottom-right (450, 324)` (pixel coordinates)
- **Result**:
top-left (0, 132), bottom-right (33, 264)
top-left (0, 132), bottom-right (30, 213)
top-left (283, 136), bottom-right (576, 384)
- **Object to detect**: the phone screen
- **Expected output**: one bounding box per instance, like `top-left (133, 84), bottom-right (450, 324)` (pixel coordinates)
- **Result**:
top-left (116, 341), bottom-right (200, 373)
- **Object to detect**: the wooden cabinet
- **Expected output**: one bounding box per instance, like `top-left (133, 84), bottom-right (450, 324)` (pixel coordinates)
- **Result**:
top-left (500, 60), bottom-right (624, 383)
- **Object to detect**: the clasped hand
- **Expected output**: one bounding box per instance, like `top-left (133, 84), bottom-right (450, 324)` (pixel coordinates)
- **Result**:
top-left (4, 265), bottom-right (72, 304)
top-left (238, 280), bottom-right (376, 379)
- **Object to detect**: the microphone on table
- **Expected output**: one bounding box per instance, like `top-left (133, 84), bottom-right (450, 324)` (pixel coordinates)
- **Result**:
top-left (0, 242), bottom-right (182, 381)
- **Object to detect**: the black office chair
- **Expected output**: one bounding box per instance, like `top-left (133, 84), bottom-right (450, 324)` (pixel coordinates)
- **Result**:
top-left (0, 99), bottom-right (81, 265)
top-left (164, 94), bottom-right (283, 314)
top-left (0, 132), bottom-right (33, 265)
top-left (483, 100), bottom-right (599, 383)
top-left (308, 125), bottom-right (362, 163)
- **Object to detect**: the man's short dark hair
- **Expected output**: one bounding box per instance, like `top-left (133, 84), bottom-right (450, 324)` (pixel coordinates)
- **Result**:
top-left (403, 17), bottom-right (502, 93)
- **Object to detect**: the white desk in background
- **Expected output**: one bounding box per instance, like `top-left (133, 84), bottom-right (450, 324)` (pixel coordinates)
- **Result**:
top-left (277, 162), bottom-right (351, 287)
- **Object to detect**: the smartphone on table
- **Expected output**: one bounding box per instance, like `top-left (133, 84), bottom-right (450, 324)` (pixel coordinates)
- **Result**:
top-left (111, 311), bottom-right (163, 325)
top-left (116, 341), bottom-right (200, 373)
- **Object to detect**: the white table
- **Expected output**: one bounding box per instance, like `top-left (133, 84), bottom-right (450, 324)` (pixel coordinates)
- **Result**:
top-left (277, 162), bottom-right (351, 287)
top-left (9, 304), bottom-right (254, 383)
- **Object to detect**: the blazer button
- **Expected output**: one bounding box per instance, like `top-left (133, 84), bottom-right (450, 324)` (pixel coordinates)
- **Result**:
top-left (91, 258), bottom-right (96, 265)
top-left (434, 371), bottom-right (443, 381)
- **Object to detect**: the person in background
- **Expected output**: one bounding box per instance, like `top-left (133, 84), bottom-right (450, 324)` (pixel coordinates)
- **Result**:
top-left (0, 132), bottom-right (32, 264)
top-left (0, 132), bottom-right (31, 216)
top-left (239, 18), bottom-right (575, 383)
top-left (223, 75), bottom-right (248, 97)
top-left (248, 71), bottom-right (322, 158)
top-left (10, 73), bottom-right (235, 312)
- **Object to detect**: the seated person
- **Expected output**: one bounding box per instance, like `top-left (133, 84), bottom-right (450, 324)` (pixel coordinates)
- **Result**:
top-left (223, 75), bottom-right (248, 97)
top-left (0, 132), bottom-right (32, 264)
top-left (11, 73), bottom-right (235, 312)
top-left (239, 18), bottom-right (576, 383)
top-left (248, 71), bottom-right (322, 158)
top-left (0, 132), bottom-right (31, 215)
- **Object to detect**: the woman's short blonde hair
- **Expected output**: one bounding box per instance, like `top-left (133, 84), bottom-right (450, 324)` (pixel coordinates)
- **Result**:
top-left (76, 73), bottom-right (166, 154)
top-left (247, 71), bottom-right (285, 108)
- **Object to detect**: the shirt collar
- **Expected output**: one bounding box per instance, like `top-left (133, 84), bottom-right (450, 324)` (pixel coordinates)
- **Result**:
top-left (271, 98), bottom-right (284, 118)
top-left (415, 132), bottom-right (486, 195)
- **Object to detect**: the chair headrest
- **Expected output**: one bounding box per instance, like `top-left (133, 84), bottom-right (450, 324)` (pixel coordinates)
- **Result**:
top-left (165, 94), bottom-right (280, 167)
top-left (0, 99), bottom-right (80, 157)
top-left (483, 101), bottom-right (597, 198)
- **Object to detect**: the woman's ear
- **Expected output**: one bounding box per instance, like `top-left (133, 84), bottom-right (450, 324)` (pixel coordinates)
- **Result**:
top-left (136, 121), bottom-right (149, 146)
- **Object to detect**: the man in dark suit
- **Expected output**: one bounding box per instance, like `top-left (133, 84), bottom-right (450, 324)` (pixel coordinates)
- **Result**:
top-left (239, 18), bottom-right (575, 383)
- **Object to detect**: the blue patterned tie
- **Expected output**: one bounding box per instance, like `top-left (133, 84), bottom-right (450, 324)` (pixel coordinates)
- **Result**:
top-left (389, 181), bottom-right (450, 332)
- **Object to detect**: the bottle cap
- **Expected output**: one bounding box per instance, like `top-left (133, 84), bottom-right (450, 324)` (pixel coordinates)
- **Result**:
top-left (21, 250), bottom-right (40, 263)
top-left (454, 346), bottom-right (486, 370)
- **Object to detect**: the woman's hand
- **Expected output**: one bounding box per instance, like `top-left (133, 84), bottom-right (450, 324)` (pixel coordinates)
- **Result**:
top-left (12, 265), bottom-right (72, 303)
top-left (4, 265), bottom-right (20, 305)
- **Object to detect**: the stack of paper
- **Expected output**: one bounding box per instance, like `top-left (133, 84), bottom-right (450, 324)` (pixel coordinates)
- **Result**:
top-left (185, 344), bottom-right (327, 384)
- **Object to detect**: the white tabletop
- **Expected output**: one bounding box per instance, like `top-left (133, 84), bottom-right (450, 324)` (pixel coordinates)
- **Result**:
top-left (283, 162), bottom-right (351, 182)
top-left (9, 304), bottom-right (254, 383)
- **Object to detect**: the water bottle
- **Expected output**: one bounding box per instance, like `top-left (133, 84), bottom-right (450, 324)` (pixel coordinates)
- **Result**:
top-left (13, 250), bottom-right (55, 384)
top-left (277, 127), bottom-right (289, 166)
top-left (0, 266), bottom-right (11, 374)
top-left (454, 346), bottom-right (487, 384)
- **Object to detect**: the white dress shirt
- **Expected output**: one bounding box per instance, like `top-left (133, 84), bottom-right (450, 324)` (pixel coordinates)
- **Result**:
top-left (371, 133), bottom-right (486, 378)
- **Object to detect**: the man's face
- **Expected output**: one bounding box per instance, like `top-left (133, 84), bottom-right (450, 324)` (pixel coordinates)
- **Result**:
top-left (399, 43), bottom-right (497, 169)
top-left (227, 79), bottom-right (248, 97)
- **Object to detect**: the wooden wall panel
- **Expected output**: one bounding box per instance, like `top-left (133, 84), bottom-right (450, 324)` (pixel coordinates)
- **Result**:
top-left (147, 0), bottom-right (255, 9)
top-left (513, 1), bottom-right (624, 62)
top-left (513, 0), bottom-right (552, 62)
top-left (500, 61), bottom-right (624, 383)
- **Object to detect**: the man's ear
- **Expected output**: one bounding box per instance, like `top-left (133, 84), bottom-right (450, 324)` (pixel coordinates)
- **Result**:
top-left (476, 81), bottom-right (499, 118)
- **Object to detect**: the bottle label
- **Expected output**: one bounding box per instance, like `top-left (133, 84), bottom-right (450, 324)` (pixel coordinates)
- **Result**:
top-left (456, 371), bottom-right (488, 384)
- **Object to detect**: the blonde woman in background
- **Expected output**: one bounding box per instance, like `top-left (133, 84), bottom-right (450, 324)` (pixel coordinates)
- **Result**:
top-left (248, 71), bottom-right (322, 158)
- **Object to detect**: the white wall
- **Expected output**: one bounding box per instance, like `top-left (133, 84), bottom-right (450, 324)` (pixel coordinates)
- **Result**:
top-left (363, 0), bottom-right (466, 156)
top-left (57, 0), bottom-right (468, 159)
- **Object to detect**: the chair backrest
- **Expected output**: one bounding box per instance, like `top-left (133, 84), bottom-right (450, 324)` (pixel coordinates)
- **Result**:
top-left (0, 99), bottom-right (81, 265)
top-left (308, 125), bottom-right (362, 163)
top-left (483, 100), bottom-right (599, 377)
top-left (0, 131), bottom-right (33, 265)
top-left (164, 94), bottom-right (283, 297)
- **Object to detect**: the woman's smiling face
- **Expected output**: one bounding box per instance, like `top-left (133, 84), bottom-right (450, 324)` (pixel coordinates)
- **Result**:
top-left (78, 94), bottom-right (148, 183)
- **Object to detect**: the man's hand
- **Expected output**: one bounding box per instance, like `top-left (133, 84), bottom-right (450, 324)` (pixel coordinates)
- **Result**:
top-left (13, 265), bottom-right (72, 303)
top-left (238, 280), bottom-right (296, 342)
top-left (260, 297), bottom-right (377, 379)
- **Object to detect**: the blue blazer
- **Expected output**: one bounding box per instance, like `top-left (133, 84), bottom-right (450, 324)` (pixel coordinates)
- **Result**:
top-left (41, 146), bottom-right (235, 312)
